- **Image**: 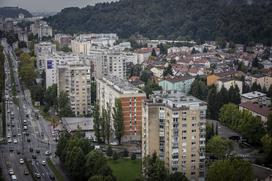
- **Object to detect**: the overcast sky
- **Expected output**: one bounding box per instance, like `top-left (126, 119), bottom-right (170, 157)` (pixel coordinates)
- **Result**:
top-left (0, 0), bottom-right (116, 12)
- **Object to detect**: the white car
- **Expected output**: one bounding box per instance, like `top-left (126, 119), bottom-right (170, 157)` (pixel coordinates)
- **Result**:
top-left (19, 158), bottom-right (24, 164)
top-left (23, 126), bottom-right (27, 130)
top-left (8, 139), bottom-right (12, 143)
top-left (13, 139), bottom-right (18, 144)
top-left (42, 160), bottom-right (46, 166)
top-left (8, 169), bottom-right (14, 175)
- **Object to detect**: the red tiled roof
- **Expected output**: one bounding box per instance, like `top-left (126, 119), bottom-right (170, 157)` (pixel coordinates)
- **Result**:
top-left (239, 101), bottom-right (272, 117)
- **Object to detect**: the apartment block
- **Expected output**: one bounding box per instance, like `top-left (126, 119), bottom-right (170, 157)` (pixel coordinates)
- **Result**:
top-left (34, 42), bottom-right (56, 73)
top-left (57, 61), bottom-right (91, 116)
top-left (45, 52), bottom-right (79, 88)
top-left (94, 51), bottom-right (127, 79)
top-left (96, 76), bottom-right (146, 142)
top-left (250, 74), bottom-right (272, 90)
top-left (30, 20), bottom-right (53, 39)
top-left (142, 91), bottom-right (207, 181)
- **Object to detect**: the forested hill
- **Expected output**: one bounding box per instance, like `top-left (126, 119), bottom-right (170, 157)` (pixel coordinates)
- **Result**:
top-left (46, 0), bottom-right (272, 44)
top-left (0, 7), bottom-right (32, 18)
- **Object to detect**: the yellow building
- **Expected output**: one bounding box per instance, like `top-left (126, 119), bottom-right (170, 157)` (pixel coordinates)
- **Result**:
top-left (142, 91), bottom-right (207, 181)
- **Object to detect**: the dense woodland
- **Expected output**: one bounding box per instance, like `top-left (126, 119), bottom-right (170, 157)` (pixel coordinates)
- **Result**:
top-left (46, 0), bottom-right (272, 44)
top-left (0, 7), bottom-right (32, 18)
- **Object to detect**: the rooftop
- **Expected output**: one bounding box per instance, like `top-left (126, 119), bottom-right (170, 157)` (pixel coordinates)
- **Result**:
top-left (150, 90), bottom-right (206, 109)
top-left (162, 76), bottom-right (195, 83)
top-left (58, 117), bottom-right (94, 132)
top-left (239, 101), bottom-right (272, 117)
top-left (241, 91), bottom-right (266, 99)
top-left (101, 76), bottom-right (144, 94)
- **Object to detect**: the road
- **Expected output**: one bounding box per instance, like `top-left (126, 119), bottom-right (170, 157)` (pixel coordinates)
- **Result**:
top-left (208, 119), bottom-right (259, 162)
top-left (0, 38), bottom-right (57, 181)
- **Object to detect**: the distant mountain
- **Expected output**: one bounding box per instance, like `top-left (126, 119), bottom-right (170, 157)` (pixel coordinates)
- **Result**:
top-left (0, 7), bottom-right (32, 18)
top-left (46, 0), bottom-right (272, 44)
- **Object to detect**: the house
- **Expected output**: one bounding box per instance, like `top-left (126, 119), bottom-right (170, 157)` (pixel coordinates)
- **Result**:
top-left (250, 74), bottom-right (272, 90)
top-left (252, 164), bottom-right (272, 181)
top-left (217, 77), bottom-right (243, 94)
top-left (241, 91), bottom-right (271, 106)
top-left (55, 117), bottom-right (95, 140)
top-left (135, 47), bottom-right (160, 64)
top-left (239, 102), bottom-right (272, 123)
top-left (207, 71), bottom-right (244, 86)
top-left (159, 76), bottom-right (195, 93)
top-left (150, 67), bottom-right (164, 80)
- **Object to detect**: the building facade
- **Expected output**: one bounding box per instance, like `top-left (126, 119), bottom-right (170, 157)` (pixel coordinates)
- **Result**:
top-left (96, 76), bottom-right (146, 142)
top-left (142, 91), bottom-right (207, 181)
top-left (57, 61), bottom-right (91, 116)
top-left (159, 76), bottom-right (195, 94)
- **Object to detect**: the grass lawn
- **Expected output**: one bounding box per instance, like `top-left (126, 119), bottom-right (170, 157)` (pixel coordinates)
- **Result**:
top-left (108, 159), bottom-right (141, 181)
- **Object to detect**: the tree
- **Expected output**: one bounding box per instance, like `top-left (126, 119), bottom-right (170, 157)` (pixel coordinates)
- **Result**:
top-left (65, 146), bottom-right (86, 180)
top-left (251, 82), bottom-right (262, 92)
top-left (130, 64), bottom-right (142, 77)
top-left (267, 113), bottom-right (272, 135)
top-left (151, 48), bottom-right (157, 57)
top-left (168, 172), bottom-right (188, 181)
top-left (112, 99), bottom-right (124, 145)
top-left (106, 146), bottom-right (113, 157)
top-left (30, 84), bottom-right (45, 103)
top-left (261, 134), bottom-right (272, 167)
top-left (157, 43), bottom-right (167, 55)
top-left (112, 151), bottom-right (119, 160)
top-left (91, 82), bottom-right (97, 104)
top-left (206, 123), bottom-right (215, 142)
top-left (207, 158), bottom-right (253, 181)
top-left (219, 103), bottom-right (241, 128)
top-left (206, 135), bottom-right (233, 159)
top-left (44, 84), bottom-right (57, 108)
top-left (143, 152), bottom-right (168, 181)
top-left (239, 110), bottom-right (265, 145)
top-left (58, 92), bottom-right (74, 117)
top-left (85, 150), bottom-right (108, 178)
top-left (140, 70), bottom-right (153, 84)
top-left (56, 132), bottom-right (71, 162)
top-left (18, 53), bottom-right (36, 87)
top-left (163, 64), bottom-right (173, 77)
top-left (102, 105), bottom-right (111, 144)
top-left (93, 102), bottom-right (101, 143)
top-left (131, 153), bottom-right (136, 160)
top-left (189, 79), bottom-right (208, 100)
top-left (207, 85), bottom-right (218, 119)
top-left (228, 85), bottom-right (241, 104)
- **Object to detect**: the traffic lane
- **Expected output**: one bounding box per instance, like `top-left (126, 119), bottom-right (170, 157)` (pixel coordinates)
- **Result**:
top-left (207, 119), bottom-right (241, 139)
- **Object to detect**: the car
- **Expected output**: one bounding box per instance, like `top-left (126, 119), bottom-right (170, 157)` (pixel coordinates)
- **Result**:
top-left (17, 133), bottom-right (21, 136)
top-left (32, 155), bottom-right (36, 159)
top-left (19, 158), bottom-right (24, 164)
top-left (26, 132), bottom-right (30, 136)
top-left (23, 120), bottom-right (27, 125)
top-left (35, 173), bottom-right (41, 178)
top-left (11, 174), bottom-right (17, 181)
top-left (49, 174), bottom-right (55, 180)
top-left (12, 133), bottom-right (16, 137)
top-left (45, 151), bottom-right (51, 156)
top-left (8, 139), bottom-right (12, 143)
top-left (24, 169), bottom-right (29, 175)
top-left (42, 160), bottom-right (46, 166)
top-left (110, 142), bottom-right (118, 146)
top-left (7, 134), bottom-right (11, 138)
top-left (13, 139), bottom-right (17, 144)
top-left (36, 150), bottom-right (40, 154)
top-left (23, 126), bottom-right (27, 130)
top-left (27, 138), bottom-right (31, 142)
top-left (11, 124), bottom-right (15, 127)
top-left (16, 150), bottom-right (21, 155)
top-left (8, 169), bottom-right (14, 175)
top-left (9, 147), bottom-right (14, 152)
top-left (29, 148), bottom-right (33, 152)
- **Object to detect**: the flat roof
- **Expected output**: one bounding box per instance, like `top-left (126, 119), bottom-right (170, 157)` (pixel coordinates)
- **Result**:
top-left (60, 117), bottom-right (93, 132)
top-left (241, 91), bottom-right (266, 99)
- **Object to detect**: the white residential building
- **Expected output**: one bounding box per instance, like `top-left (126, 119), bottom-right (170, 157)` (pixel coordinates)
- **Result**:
top-left (30, 20), bottom-right (53, 39)
top-left (34, 42), bottom-right (56, 73)
top-left (216, 77), bottom-right (243, 94)
top-left (57, 61), bottom-right (91, 116)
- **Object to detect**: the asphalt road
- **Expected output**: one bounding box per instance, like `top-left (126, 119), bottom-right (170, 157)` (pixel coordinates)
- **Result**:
top-left (0, 39), bottom-right (57, 181)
